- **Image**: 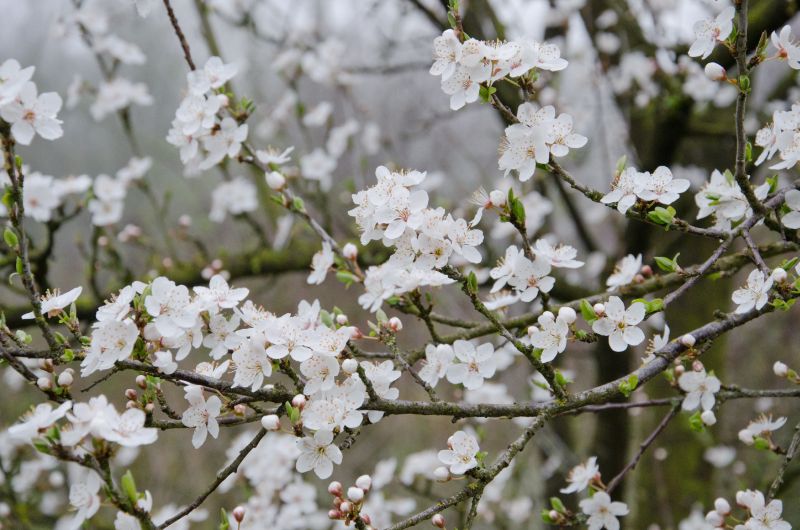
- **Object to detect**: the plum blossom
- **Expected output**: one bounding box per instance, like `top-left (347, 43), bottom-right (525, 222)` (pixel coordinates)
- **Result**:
top-left (66, 470), bottom-right (102, 529)
top-left (635, 166), bottom-right (691, 205)
top-left (529, 311), bottom-right (570, 363)
top-left (580, 492), bottom-right (629, 530)
top-left (731, 269), bottom-right (773, 314)
top-left (437, 430), bottom-right (479, 475)
top-left (780, 189), bottom-right (800, 228)
top-left (738, 415), bottom-right (787, 445)
top-left (22, 286), bottom-right (82, 319)
top-left (678, 368), bottom-right (721, 412)
top-left (181, 386), bottom-right (222, 448)
top-left (308, 242), bottom-right (334, 285)
top-left (688, 7), bottom-right (735, 59)
top-left (601, 167), bottom-right (640, 214)
top-left (8, 401), bottom-right (72, 441)
top-left (0, 81), bottom-right (63, 145)
top-left (606, 254), bottom-right (642, 291)
top-left (560, 456), bottom-right (599, 494)
top-left (295, 430), bottom-right (342, 479)
top-left (592, 297), bottom-right (646, 352)
top-left (418, 344), bottom-right (455, 387)
top-left (446, 340), bottom-right (496, 390)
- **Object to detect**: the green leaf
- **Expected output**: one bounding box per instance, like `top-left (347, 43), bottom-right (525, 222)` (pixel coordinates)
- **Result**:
top-left (767, 174), bottom-right (779, 194)
top-left (335, 270), bottom-right (358, 287)
top-left (654, 256), bottom-right (677, 272)
top-left (3, 227), bottom-right (18, 248)
top-left (510, 197), bottom-right (526, 225)
top-left (550, 497), bottom-right (566, 513)
top-left (738, 74), bottom-right (751, 93)
top-left (580, 299), bottom-right (596, 324)
top-left (541, 508), bottom-right (556, 523)
top-left (16, 256), bottom-right (23, 275)
top-left (466, 271), bottom-right (478, 294)
top-left (618, 374), bottom-right (638, 397)
top-left (121, 470), bottom-right (138, 504)
top-left (647, 206), bottom-right (676, 227)
top-left (219, 508), bottom-right (231, 530)
top-left (688, 411), bottom-right (704, 432)
top-left (745, 141), bottom-right (753, 163)
top-left (291, 196), bottom-right (305, 212)
top-left (478, 84), bottom-right (497, 103)
top-left (753, 436), bottom-right (770, 450)
top-left (319, 310), bottom-right (333, 328)
top-left (615, 155), bottom-right (627, 175)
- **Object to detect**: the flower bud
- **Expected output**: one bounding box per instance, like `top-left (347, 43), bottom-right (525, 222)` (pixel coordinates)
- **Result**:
top-left (431, 514), bottom-right (446, 528)
top-left (136, 375), bottom-right (147, 389)
top-left (39, 358), bottom-right (54, 372)
top-left (527, 325), bottom-right (539, 336)
top-left (557, 306), bottom-right (577, 324)
top-left (541, 310), bottom-right (554, 321)
top-left (549, 510), bottom-right (560, 521)
top-left (339, 501), bottom-right (352, 514)
top-left (360, 514), bottom-right (371, 525)
top-left (341, 358), bottom-right (358, 374)
top-left (144, 403), bottom-right (155, 413)
top-left (261, 414), bottom-right (281, 431)
top-left (328, 509), bottom-right (343, 520)
top-left (771, 267), bottom-right (788, 283)
top-left (349, 326), bottom-right (364, 340)
top-left (692, 360), bottom-right (704, 372)
top-left (714, 497), bottom-right (731, 515)
top-left (773, 361), bottom-right (789, 377)
top-left (593, 303), bottom-right (605, 316)
top-left (489, 189), bottom-right (506, 207)
top-left (387, 317), bottom-right (403, 332)
top-left (266, 171), bottom-right (286, 190)
top-left (347, 487), bottom-right (365, 503)
top-left (355, 474), bottom-right (372, 491)
top-left (126, 400), bottom-right (138, 409)
top-left (701, 410), bottom-right (717, 426)
top-left (704, 62), bottom-right (727, 81)
top-left (674, 365), bottom-right (685, 376)
top-left (57, 370), bottom-right (73, 387)
top-left (234, 404), bottom-right (246, 416)
top-left (125, 388), bottom-right (138, 400)
top-left (343, 243), bottom-right (358, 260)
top-left (640, 264), bottom-right (653, 278)
top-left (633, 273), bottom-right (645, 284)
top-left (336, 314), bottom-right (349, 325)
top-left (328, 481), bottom-right (343, 497)
top-left (217, 94), bottom-right (230, 107)
top-left (179, 214), bottom-right (192, 227)
top-left (291, 394), bottom-right (307, 409)
top-left (37, 377), bottom-right (52, 391)
top-left (680, 334), bottom-right (696, 348)
top-left (232, 505), bottom-right (245, 523)
top-left (705, 510), bottom-right (724, 526)
top-left (433, 466), bottom-right (450, 482)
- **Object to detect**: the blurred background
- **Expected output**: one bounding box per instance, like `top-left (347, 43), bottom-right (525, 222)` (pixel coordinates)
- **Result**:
top-left (1, 0), bottom-right (799, 528)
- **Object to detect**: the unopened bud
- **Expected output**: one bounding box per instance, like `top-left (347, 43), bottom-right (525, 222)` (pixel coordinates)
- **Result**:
top-left (126, 400), bottom-right (138, 409)
top-left (431, 514), bottom-right (446, 528)
top-left (37, 377), bottom-right (52, 391)
top-left (341, 358), bottom-right (358, 374)
top-left (549, 510), bottom-right (560, 521)
top-left (336, 314), bottom-right (349, 325)
top-left (339, 501), bottom-right (352, 514)
top-left (217, 94), bottom-right (230, 107)
top-left (557, 306), bottom-right (577, 324)
top-left (714, 498), bottom-right (731, 515)
top-left (771, 267), bottom-right (788, 283)
top-left (343, 243), bottom-right (358, 260)
top-left (266, 171), bottom-right (286, 190)
top-left (261, 414), bottom-right (281, 431)
top-left (773, 361), bottom-right (789, 377)
top-left (433, 466), bottom-right (450, 482)
top-left (179, 214), bottom-right (192, 227)
top-left (57, 371), bottom-right (73, 387)
top-left (136, 375), bottom-right (147, 389)
top-left (360, 514), bottom-right (371, 525)
top-left (291, 394), bottom-right (307, 409)
top-left (680, 334), bottom-right (696, 348)
top-left (705, 510), bottom-right (724, 526)
top-left (387, 317), bottom-right (403, 332)
top-left (349, 326), bottom-right (364, 340)
top-left (355, 474), bottom-right (372, 491)
top-left (234, 404), bottom-right (246, 416)
top-left (640, 264), bottom-right (653, 278)
top-left (692, 360), bottom-right (704, 372)
top-left (701, 410), bottom-right (717, 426)
top-left (144, 403), bottom-right (155, 413)
top-left (593, 303), bottom-right (605, 316)
top-left (232, 505), bottom-right (245, 523)
top-left (704, 62), bottom-right (727, 81)
top-left (674, 365), bottom-right (685, 376)
top-left (633, 273), bottom-right (645, 283)
top-left (125, 388), bottom-right (138, 400)
top-left (348, 487), bottom-right (365, 503)
top-left (39, 359), bottom-right (54, 372)
top-left (328, 509), bottom-right (343, 520)
top-left (328, 481), bottom-right (343, 497)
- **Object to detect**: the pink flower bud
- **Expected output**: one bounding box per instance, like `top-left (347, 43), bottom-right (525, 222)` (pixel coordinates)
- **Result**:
top-left (773, 361), bottom-right (789, 377)
top-left (549, 510), bottom-right (560, 521)
top-left (291, 394), bottom-right (307, 409)
top-left (360, 514), bottom-right (371, 525)
top-left (328, 481), bottom-right (343, 497)
top-left (714, 498), bottom-right (731, 515)
top-left (355, 474), bottom-right (372, 491)
top-left (261, 414), bottom-right (281, 431)
top-left (680, 334), bottom-right (696, 348)
top-left (144, 403), bottom-right (155, 413)
top-left (704, 62), bottom-right (727, 81)
top-left (125, 388), bottom-right (138, 400)
top-left (179, 214), bottom-right (192, 227)
top-left (431, 514), bottom-right (446, 528)
top-left (593, 303), bottom-right (605, 316)
top-left (633, 273), bottom-right (645, 283)
top-left (340, 501), bottom-right (352, 514)
top-left (640, 264), bottom-right (653, 277)
top-left (387, 316), bottom-right (403, 332)
top-left (349, 327), bottom-right (364, 340)
top-left (232, 506), bottom-right (245, 523)
top-left (343, 243), bottom-right (358, 260)
top-left (126, 400), bottom-right (138, 409)
top-left (692, 360), bottom-right (704, 372)
top-left (234, 404), bottom-right (246, 416)
top-left (136, 375), bottom-right (147, 389)
top-left (328, 509), bottom-right (343, 520)
top-left (266, 171), bottom-right (286, 190)
top-left (347, 487), bottom-right (365, 503)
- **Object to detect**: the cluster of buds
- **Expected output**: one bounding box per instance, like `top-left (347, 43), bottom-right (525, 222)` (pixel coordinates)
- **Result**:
top-left (327, 476), bottom-right (374, 527)
top-left (200, 258), bottom-right (228, 281)
top-left (704, 497), bottom-right (731, 527)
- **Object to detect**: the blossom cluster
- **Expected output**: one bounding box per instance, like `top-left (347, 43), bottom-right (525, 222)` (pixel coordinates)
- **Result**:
top-left (601, 165), bottom-right (690, 214)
